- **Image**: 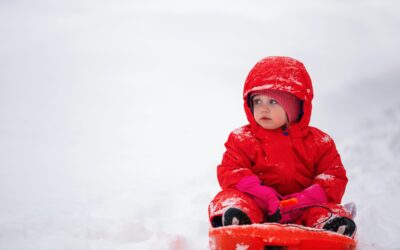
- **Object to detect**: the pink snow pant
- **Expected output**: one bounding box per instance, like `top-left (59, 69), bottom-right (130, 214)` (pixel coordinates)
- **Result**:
top-left (208, 189), bottom-right (352, 228)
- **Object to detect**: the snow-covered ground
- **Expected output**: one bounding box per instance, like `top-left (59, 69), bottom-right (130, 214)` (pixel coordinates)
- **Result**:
top-left (1, 1), bottom-right (400, 249)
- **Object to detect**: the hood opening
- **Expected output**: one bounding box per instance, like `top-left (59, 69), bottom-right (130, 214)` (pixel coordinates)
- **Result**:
top-left (242, 56), bottom-right (314, 135)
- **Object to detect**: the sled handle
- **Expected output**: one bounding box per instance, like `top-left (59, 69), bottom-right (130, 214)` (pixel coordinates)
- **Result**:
top-left (280, 198), bottom-right (298, 208)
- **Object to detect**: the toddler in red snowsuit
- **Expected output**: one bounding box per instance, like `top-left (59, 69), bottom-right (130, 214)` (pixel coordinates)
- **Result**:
top-left (208, 56), bottom-right (356, 237)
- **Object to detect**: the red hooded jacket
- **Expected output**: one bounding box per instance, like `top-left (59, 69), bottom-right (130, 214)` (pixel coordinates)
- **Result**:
top-left (217, 57), bottom-right (347, 204)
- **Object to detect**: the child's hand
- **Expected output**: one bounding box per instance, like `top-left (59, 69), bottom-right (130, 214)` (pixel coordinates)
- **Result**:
top-left (280, 184), bottom-right (327, 223)
top-left (235, 175), bottom-right (281, 218)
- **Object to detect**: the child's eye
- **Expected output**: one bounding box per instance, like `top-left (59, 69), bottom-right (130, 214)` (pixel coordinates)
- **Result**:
top-left (270, 99), bottom-right (278, 105)
top-left (253, 99), bottom-right (262, 105)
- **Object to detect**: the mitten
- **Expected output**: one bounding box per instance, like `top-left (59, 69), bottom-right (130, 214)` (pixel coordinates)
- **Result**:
top-left (235, 175), bottom-right (281, 220)
top-left (280, 184), bottom-right (327, 223)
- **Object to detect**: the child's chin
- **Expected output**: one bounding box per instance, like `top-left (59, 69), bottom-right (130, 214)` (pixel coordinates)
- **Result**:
top-left (259, 123), bottom-right (279, 130)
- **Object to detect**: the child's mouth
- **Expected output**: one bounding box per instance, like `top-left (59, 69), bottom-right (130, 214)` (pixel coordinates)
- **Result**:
top-left (261, 117), bottom-right (271, 121)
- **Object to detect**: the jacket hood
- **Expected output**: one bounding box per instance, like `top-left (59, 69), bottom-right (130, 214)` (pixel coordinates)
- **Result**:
top-left (243, 56), bottom-right (313, 137)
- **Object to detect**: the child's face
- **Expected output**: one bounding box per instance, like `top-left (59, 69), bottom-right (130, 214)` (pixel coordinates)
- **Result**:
top-left (252, 94), bottom-right (288, 130)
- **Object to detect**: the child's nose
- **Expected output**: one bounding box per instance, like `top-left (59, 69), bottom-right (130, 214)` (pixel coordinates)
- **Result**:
top-left (261, 104), bottom-right (271, 112)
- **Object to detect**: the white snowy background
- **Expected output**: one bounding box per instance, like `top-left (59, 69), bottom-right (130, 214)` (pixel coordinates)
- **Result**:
top-left (1, 1), bottom-right (400, 249)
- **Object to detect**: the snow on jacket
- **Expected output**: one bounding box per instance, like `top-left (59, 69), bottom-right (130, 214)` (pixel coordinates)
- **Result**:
top-left (217, 57), bottom-right (348, 204)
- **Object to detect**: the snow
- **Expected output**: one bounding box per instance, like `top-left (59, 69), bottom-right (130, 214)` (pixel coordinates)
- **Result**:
top-left (316, 173), bottom-right (334, 181)
top-left (321, 135), bottom-right (332, 144)
top-left (235, 243), bottom-right (249, 250)
top-left (1, 0), bottom-right (400, 249)
top-left (232, 127), bottom-right (254, 142)
top-left (244, 85), bottom-right (299, 100)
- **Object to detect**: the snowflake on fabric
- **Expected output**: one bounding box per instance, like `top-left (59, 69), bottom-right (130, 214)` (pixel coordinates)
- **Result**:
top-left (208, 202), bottom-right (218, 215)
top-left (314, 214), bottom-right (334, 228)
top-left (243, 83), bottom-right (300, 98)
top-left (232, 127), bottom-right (254, 142)
top-left (221, 197), bottom-right (242, 209)
top-left (232, 168), bottom-right (248, 174)
top-left (316, 173), bottom-right (335, 181)
top-left (321, 135), bottom-right (332, 144)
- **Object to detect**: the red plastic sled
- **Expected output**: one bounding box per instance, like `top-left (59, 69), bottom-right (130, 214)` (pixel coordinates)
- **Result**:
top-left (209, 223), bottom-right (357, 250)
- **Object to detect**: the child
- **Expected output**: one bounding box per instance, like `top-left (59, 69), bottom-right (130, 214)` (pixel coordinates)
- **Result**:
top-left (208, 56), bottom-right (356, 237)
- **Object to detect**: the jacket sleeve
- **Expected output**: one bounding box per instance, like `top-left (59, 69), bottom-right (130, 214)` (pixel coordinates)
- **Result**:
top-left (217, 131), bottom-right (255, 190)
top-left (312, 130), bottom-right (348, 204)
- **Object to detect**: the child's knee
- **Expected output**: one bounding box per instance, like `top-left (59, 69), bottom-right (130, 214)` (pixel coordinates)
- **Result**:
top-left (208, 189), bottom-right (264, 226)
top-left (298, 203), bottom-right (354, 228)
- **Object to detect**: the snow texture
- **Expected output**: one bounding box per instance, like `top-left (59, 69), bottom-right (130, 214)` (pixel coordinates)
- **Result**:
top-left (1, 0), bottom-right (400, 249)
top-left (235, 243), bottom-right (249, 250)
top-left (232, 127), bottom-right (254, 142)
top-left (316, 173), bottom-right (335, 181)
